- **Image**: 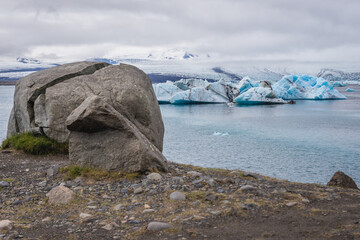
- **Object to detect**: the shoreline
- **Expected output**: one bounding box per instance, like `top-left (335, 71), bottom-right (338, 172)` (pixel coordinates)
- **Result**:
top-left (1, 150), bottom-right (359, 239)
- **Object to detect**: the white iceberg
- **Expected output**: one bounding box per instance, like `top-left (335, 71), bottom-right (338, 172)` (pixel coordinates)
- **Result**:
top-left (169, 87), bottom-right (228, 104)
top-left (152, 81), bottom-right (183, 104)
top-left (234, 83), bottom-right (288, 105)
top-left (345, 88), bottom-right (356, 92)
top-left (206, 79), bottom-right (241, 102)
top-left (333, 81), bottom-right (347, 87)
top-left (173, 78), bottom-right (210, 90)
top-left (273, 75), bottom-right (346, 100)
top-left (235, 77), bottom-right (259, 93)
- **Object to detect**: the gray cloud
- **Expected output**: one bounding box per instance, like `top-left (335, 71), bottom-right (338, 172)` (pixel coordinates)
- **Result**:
top-left (1, 0), bottom-right (360, 61)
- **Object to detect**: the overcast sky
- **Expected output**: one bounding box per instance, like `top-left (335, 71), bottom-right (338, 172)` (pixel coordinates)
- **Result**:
top-left (1, 0), bottom-right (360, 62)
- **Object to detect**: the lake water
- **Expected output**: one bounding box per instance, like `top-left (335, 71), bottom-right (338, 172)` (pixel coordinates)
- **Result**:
top-left (1, 85), bottom-right (359, 185)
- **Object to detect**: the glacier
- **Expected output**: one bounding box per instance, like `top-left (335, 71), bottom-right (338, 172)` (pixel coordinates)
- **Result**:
top-left (272, 75), bottom-right (346, 100)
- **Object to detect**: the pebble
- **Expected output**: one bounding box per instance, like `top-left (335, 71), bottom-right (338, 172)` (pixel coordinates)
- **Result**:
top-left (113, 204), bottom-right (122, 210)
top-left (172, 177), bottom-right (184, 184)
top-left (240, 185), bottom-right (257, 191)
top-left (37, 180), bottom-right (47, 187)
top-left (134, 187), bottom-right (143, 194)
top-left (147, 222), bottom-right (172, 231)
top-left (170, 191), bottom-right (186, 201)
top-left (144, 204), bottom-right (150, 209)
top-left (79, 213), bottom-right (92, 219)
top-left (42, 217), bottom-right (51, 223)
top-left (46, 165), bottom-right (59, 177)
top-left (205, 193), bottom-right (217, 202)
top-left (0, 220), bottom-right (12, 231)
top-left (147, 173), bottom-right (162, 181)
top-left (47, 186), bottom-right (75, 204)
top-left (187, 171), bottom-right (202, 177)
top-left (0, 181), bottom-right (10, 187)
top-left (286, 202), bottom-right (297, 207)
top-left (142, 209), bottom-right (155, 213)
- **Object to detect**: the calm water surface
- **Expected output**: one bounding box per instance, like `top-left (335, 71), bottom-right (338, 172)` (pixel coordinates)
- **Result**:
top-left (0, 85), bottom-right (359, 185)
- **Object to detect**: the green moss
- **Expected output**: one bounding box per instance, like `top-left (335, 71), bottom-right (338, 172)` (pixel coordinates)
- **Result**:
top-left (60, 165), bottom-right (141, 181)
top-left (1, 132), bottom-right (68, 155)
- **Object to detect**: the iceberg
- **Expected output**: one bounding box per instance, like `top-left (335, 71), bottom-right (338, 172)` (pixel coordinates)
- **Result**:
top-left (152, 81), bottom-right (182, 104)
top-left (173, 78), bottom-right (209, 90)
top-left (234, 81), bottom-right (288, 105)
top-left (169, 87), bottom-right (228, 104)
top-left (206, 79), bottom-right (241, 102)
top-left (273, 75), bottom-right (346, 100)
top-left (346, 88), bottom-right (356, 92)
top-left (234, 77), bottom-right (259, 93)
top-left (333, 81), bottom-right (347, 87)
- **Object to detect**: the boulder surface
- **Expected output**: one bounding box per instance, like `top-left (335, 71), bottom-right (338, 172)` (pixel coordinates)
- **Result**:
top-left (8, 62), bottom-right (167, 172)
top-left (327, 171), bottom-right (358, 189)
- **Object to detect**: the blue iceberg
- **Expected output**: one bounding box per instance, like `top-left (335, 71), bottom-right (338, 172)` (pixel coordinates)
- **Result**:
top-left (273, 75), bottom-right (346, 100)
top-left (152, 81), bottom-right (183, 104)
top-left (169, 87), bottom-right (228, 104)
top-left (345, 88), bottom-right (356, 92)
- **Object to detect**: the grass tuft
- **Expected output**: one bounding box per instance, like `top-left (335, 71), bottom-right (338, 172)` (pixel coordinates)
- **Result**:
top-left (1, 132), bottom-right (68, 155)
top-left (60, 165), bottom-right (141, 181)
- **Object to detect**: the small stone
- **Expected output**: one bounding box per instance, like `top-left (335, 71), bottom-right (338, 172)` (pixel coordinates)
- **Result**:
top-left (87, 206), bottom-right (97, 209)
top-left (147, 222), bottom-right (172, 231)
top-left (172, 177), bottom-right (184, 184)
top-left (47, 186), bottom-right (75, 204)
top-left (102, 194), bottom-right (111, 199)
top-left (42, 217), bottom-right (51, 222)
top-left (37, 180), bottom-right (47, 187)
top-left (0, 220), bottom-right (12, 231)
top-left (187, 171), bottom-right (202, 177)
top-left (243, 172), bottom-right (260, 179)
top-left (113, 204), bottom-right (122, 211)
top-left (102, 224), bottom-right (113, 231)
top-left (134, 187), bottom-right (143, 194)
top-left (302, 198), bottom-right (310, 203)
top-left (142, 209), bottom-right (155, 213)
top-left (46, 165), bottom-right (59, 177)
top-left (144, 204), bottom-right (150, 209)
top-left (170, 191), bottom-right (186, 201)
top-left (286, 202), bottom-right (297, 207)
top-left (0, 181), bottom-right (10, 187)
top-left (79, 213), bottom-right (92, 219)
top-left (205, 193), bottom-right (217, 202)
top-left (147, 173), bottom-right (162, 181)
top-left (240, 185), bottom-right (257, 191)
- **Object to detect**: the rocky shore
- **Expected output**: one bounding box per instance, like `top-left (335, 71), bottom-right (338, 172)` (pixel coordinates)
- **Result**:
top-left (0, 150), bottom-right (359, 240)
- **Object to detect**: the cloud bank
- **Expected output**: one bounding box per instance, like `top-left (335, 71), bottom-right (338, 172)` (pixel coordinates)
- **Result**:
top-left (1, 0), bottom-right (360, 62)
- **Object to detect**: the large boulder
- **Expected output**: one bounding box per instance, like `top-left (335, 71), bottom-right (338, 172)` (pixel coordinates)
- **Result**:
top-left (8, 62), bottom-right (167, 172)
top-left (66, 95), bottom-right (168, 172)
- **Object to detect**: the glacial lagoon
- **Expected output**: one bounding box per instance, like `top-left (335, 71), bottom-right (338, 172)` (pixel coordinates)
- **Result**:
top-left (1, 85), bottom-right (359, 185)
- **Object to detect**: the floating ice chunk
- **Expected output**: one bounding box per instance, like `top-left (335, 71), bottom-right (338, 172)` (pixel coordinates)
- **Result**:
top-left (213, 131), bottom-right (222, 136)
top-left (346, 88), bottom-right (356, 92)
top-left (333, 81), bottom-right (347, 87)
top-left (207, 79), bottom-right (240, 102)
top-left (273, 75), bottom-right (346, 100)
top-left (222, 132), bottom-right (229, 136)
top-left (173, 78), bottom-right (209, 90)
top-left (234, 83), bottom-right (288, 105)
top-left (152, 82), bottom-right (183, 104)
top-left (234, 77), bottom-right (259, 93)
top-left (169, 87), bottom-right (228, 104)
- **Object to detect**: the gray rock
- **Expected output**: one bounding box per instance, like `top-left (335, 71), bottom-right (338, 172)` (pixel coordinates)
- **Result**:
top-left (187, 171), bottom-right (202, 177)
top-left (38, 180), bottom-right (47, 187)
top-left (8, 62), bottom-right (168, 172)
top-left (147, 172), bottom-right (162, 181)
top-left (172, 177), bottom-right (184, 184)
top-left (47, 186), bottom-right (75, 204)
top-left (0, 181), bottom-right (10, 187)
top-left (66, 95), bottom-right (168, 172)
top-left (46, 165), bottom-right (59, 177)
top-left (170, 191), bottom-right (186, 201)
top-left (147, 222), bottom-right (172, 231)
top-left (240, 185), bottom-right (257, 191)
top-left (134, 187), bottom-right (143, 194)
top-left (0, 220), bottom-right (12, 231)
top-left (327, 171), bottom-right (358, 189)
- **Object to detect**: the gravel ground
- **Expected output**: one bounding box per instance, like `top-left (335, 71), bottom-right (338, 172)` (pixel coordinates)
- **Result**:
top-left (1, 150), bottom-right (360, 240)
